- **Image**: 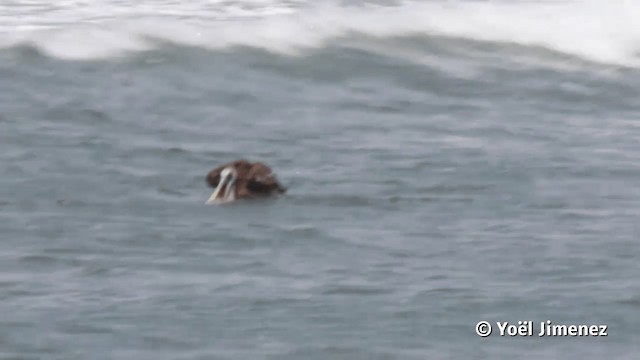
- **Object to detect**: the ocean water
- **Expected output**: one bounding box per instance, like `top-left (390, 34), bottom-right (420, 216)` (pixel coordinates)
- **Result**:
top-left (1, 0), bottom-right (639, 358)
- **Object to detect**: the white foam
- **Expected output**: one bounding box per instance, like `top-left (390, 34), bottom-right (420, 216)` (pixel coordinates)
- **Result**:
top-left (1, 0), bottom-right (639, 66)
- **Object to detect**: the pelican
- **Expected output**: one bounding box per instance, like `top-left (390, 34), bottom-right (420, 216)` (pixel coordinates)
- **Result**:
top-left (205, 159), bottom-right (286, 204)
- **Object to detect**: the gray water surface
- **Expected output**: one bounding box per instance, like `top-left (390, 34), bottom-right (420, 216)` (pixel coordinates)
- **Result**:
top-left (1, 1), bottom-right (640, 359)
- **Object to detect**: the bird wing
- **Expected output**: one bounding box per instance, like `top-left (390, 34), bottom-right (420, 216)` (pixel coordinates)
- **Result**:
top-left (246, 162), bottom-right (286, 194)
top-left (246, 162), bottom-right (273, 178)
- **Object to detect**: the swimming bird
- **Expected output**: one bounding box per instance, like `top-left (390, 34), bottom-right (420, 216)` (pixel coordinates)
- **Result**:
top-left (205, 159), bottom-right (286, 204)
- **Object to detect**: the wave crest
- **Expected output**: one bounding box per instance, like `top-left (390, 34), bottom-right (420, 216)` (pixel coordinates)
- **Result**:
top-left (1, 1), bottom-right (639, 67)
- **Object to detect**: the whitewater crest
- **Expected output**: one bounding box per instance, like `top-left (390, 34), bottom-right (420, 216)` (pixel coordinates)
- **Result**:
top-left (0, 0), bottom-right (638, 67)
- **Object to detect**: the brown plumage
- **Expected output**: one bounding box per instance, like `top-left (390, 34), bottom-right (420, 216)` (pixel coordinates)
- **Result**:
top-left (205, 159), bottom-right (286, 204)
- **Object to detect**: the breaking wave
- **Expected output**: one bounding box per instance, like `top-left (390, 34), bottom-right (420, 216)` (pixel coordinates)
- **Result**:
top-left (1, 0), bottom-right (639, 67)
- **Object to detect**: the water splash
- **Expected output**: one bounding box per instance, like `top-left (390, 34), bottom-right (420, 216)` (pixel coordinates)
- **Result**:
top-left (0, 0), bottom-right (638, 66)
